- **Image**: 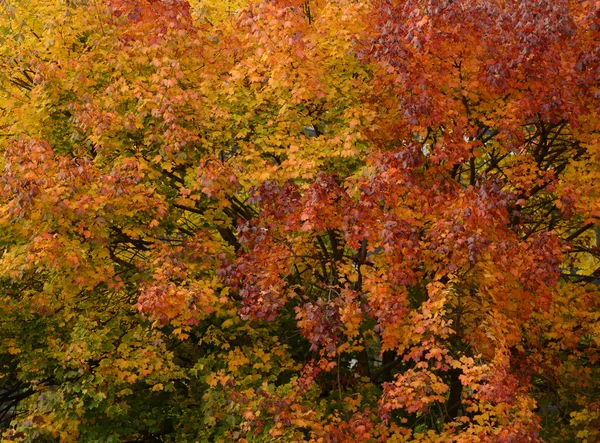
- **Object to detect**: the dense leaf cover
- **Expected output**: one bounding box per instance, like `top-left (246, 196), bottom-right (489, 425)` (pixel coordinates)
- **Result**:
top-left (0, 0), bottom-right (599, 441)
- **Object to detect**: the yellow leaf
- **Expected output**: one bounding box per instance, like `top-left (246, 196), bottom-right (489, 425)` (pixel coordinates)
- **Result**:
top-left (8, 347), bottom-right (21, 355)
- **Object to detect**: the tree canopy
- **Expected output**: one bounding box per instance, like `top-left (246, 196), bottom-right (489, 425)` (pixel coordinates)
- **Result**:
top-left (0, 0), bottom-right (599, 441)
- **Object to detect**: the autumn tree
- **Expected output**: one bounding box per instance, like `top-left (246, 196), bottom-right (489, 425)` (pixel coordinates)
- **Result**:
top-left (0, 0), bottom-right (599, 441)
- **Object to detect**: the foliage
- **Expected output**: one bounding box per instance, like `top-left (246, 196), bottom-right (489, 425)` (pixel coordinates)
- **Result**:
top-left (0, 0), bottom-right (599, 441)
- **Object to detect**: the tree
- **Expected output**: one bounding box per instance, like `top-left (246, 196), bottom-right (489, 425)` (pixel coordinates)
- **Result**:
top-left (0, 0), bottom-right (598, 441)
